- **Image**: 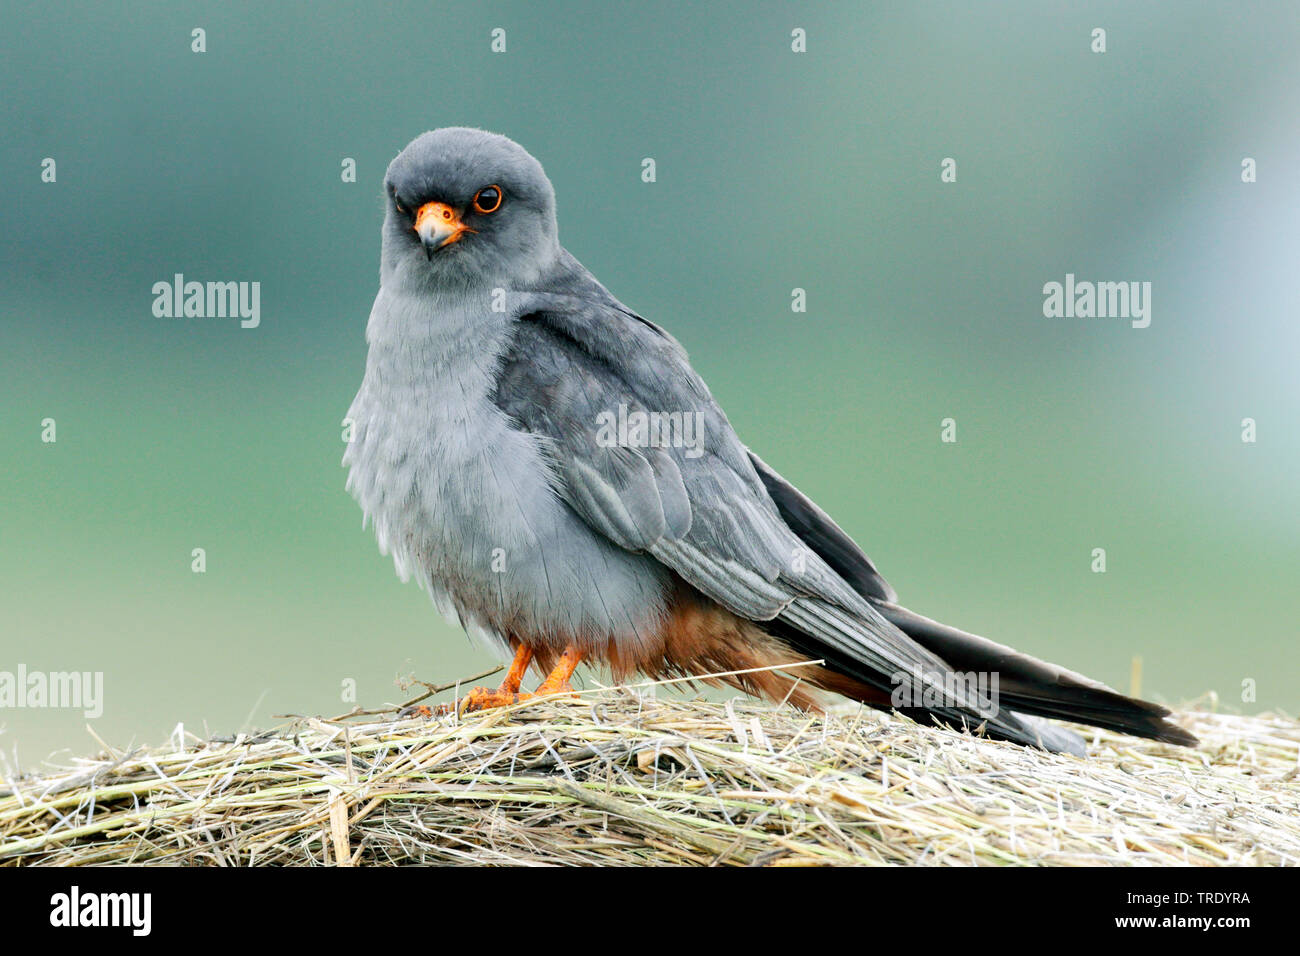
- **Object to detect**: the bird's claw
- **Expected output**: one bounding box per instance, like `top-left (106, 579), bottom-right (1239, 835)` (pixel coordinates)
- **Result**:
top-left (457, 686), bottom-right (527, 714)
top-left (451, 681), bottom-right (577, 715)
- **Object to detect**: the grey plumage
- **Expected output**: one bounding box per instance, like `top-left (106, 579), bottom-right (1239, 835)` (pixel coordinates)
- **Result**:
top-left (344, 127), bottom-right (1195, 755)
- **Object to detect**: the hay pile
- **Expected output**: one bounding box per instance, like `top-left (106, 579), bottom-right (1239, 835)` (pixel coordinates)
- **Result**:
top-left (2, 675), bottom-right (1297, 866)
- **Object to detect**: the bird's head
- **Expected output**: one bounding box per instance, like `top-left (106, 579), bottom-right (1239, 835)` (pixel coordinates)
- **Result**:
top-left (381, 127), bottom-right (560, 289)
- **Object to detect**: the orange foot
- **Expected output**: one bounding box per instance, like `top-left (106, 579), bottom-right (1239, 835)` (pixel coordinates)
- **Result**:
top-left (435, 644), bottom-right (534, 715)
top-left (457, 644), bottom-right (584, 714)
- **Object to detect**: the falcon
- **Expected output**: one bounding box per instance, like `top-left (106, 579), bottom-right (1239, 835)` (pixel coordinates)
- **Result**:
top-left (343, 127), bottom-right (1195, 755)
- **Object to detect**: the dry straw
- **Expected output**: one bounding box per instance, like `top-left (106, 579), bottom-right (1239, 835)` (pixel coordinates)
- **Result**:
top-left (1, 668), bottom-right (1296, 866)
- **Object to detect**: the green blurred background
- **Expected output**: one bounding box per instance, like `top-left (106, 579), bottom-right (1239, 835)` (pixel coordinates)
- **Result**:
top-left (3, 1), bottom-right (1297, 765)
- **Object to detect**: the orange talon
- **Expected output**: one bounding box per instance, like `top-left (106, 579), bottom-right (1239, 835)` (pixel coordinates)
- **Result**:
top-left (456, 685), bottom-right (523, 713)
top-left (457, 644), bottom-right (535, 714)
top-left (456, 644), bottom-right (584, 713)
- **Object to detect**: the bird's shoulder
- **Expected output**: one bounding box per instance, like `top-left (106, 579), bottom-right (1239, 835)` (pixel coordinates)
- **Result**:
top-left (493, 249), bottom-right (731, 449)
top-left (505, 251), bottom-right (693, 382)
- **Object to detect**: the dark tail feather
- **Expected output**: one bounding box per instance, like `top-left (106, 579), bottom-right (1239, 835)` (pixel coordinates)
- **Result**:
top-left (765, 621), bottom-right (1097, 755)
top-left (880, 703), bottom-right (1085, 755)
top-left (748, 449), bottom-right (1193, 751)
top-left (876, 601), bottom-right (1198, 748)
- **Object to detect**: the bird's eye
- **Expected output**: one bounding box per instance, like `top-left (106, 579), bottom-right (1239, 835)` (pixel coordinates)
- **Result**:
top-left (394, 200), bottom-right (407, 215)
top-left (473, 185), bottom-right (503, 214)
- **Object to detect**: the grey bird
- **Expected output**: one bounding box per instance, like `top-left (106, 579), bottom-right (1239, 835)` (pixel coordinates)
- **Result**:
top-left (343, 127), bottom-right (1195, 754)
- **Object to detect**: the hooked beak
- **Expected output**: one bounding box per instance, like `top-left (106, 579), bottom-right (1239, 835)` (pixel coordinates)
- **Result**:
top-left (413, 201), bottom-right (475, 258)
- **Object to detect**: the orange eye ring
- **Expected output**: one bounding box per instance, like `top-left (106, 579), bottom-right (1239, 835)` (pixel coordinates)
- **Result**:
top-left (473, 185), bottom-right (503, 214)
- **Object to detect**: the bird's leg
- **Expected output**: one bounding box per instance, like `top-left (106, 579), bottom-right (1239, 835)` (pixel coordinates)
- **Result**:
top-left (456, 644), bottom-right (583, 714)
top-left (455, 644), bottom-right (534, 713)
top-left (533, 645), bottom-right (584, 697)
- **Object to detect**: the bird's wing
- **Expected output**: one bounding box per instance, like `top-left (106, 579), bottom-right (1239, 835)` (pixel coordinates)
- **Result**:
top-left (491, 258), bottom-right (1194, 754)
top-left (496, 287), bottom-right (816, 621)
top-left (496, 266), bottom-right (1019, 732)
